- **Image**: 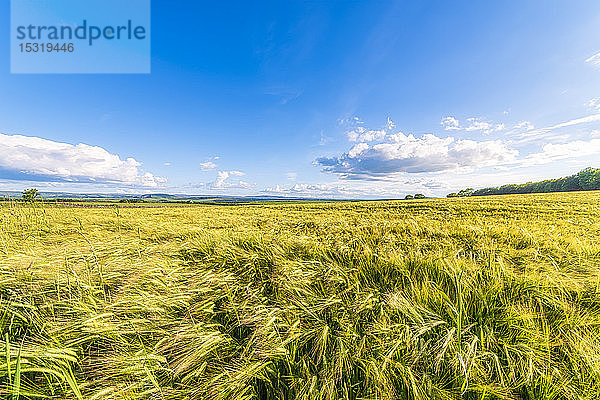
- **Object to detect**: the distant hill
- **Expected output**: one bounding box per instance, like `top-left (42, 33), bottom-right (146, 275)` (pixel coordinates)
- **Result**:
top-left (0, 191), bottom-right (342, 203)
top-left (450, 168), bottom-right (600, 197)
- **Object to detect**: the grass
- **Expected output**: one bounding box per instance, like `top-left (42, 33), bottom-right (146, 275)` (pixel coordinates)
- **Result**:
top-left (1, 191), bottom-right (600, 399)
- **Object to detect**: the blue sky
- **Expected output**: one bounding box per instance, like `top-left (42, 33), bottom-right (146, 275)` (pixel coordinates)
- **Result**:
top-left (2, 1), bottom-right (600, 198)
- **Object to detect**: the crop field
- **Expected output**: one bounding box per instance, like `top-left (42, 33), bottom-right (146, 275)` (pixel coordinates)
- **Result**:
top-left (2, 192), bottom-right (600, 399)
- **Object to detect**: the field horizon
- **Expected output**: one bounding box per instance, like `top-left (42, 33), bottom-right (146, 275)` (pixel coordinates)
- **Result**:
top-left (5, 167), bottom-right (599, 204)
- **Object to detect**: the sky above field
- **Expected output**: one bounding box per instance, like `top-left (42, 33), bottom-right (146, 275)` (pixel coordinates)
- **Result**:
top-left (2, 1), bottom-right (600, 198)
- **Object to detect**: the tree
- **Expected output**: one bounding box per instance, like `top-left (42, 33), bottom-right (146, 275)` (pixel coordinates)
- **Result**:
top-left (578, 167), bottom-right (600, 190)
top-left (22, 188), bottom-right (40, 202)
top-left (458, 188), bottom-right (474, 197)
top-left (414, 193), bottom-right (425, 199)
top-left (404, 195), bottom-right (414, 200)
top-left (447, 193), bottom-right (459, 198)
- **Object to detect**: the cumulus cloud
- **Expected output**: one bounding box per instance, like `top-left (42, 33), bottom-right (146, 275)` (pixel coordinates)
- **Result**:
top-left (0, 133), bottom-right (165, 187)
top-left (441, 116), bottom-right (460, 130)
top-left (348, 142), bottom-right (370, 158)
top-left (441, 116), bottom-right (504, 134)
top-left (214, 171), bottom-right (230, 187)
top-left (464, 118), bottom-right (504, 134)
top-left (343, 115), bottom-right (396, 142)
top-left (347, 127), bottom-right (387, 142)
top-left (315, 132), bottom-right (518, 179)
top-left (200, 161), bottom-right (217, 170)
top-left (211, 170), bottom-right (252, 189)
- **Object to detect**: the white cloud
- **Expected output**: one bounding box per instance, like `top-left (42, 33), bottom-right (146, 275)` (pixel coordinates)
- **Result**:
top-left (522, 138), bottom-right (600, 166)
top-left (263, 182), bottom-right (364, 198)
top-left (346, 126), bottom-right (387, 142)
top-left (348, 142), bottom-right (370, 157)
top-left (464, 118), bottom-right (504, 134)
top-left (344, 116), bottom-right (396, 142)
top-left (514, 121), bottom-right (535, 131)
top-left (338, 116), bottom-right (364, 126)
top-left (549, 114), bottom-right (600, 129)
top-left (211, 170), bottom-right (252, 190)
top-left (238, 181), bottom-right (254, 189)
top-left (262, 175), bottom-right (451, 199)
top-left (586, 98), bottom-right (600, 112)
top-left (441, 116), bottom-right (460, 131)
top-left (0, 133), bottom-right (165, 187)
top-left (318, 130), bottom-right (334, 146)
top-left (519, 114), bottom-right (600, 138)
top-left (164, 162), bottom-right (172, 166)
top-left (316, 132), bottom-right (518, 178)
top-left (200, 161), bottom-right (217, 170)
top-left (214, 171), bottom-right (230, 187)
top-left (586, 52), bottom-right (600, 65)
top-left (386, 117), bottom-right (396, 130)
top-left (442, 116), bottom-right (504, 134)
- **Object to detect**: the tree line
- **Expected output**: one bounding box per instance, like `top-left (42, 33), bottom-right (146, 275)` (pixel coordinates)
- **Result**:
top-left (448, 167), bottom-right (600, 197)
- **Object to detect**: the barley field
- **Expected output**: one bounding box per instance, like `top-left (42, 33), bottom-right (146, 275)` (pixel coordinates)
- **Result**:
top-left (2, 192), bottom-right (600, 399)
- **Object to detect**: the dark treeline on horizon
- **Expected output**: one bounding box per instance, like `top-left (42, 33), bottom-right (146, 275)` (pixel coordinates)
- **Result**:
top-left (450, 168), bottom-right (600, 197)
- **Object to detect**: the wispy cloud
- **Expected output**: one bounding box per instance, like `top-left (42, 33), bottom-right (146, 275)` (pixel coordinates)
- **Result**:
top-left (542, 114), bottom-right (600, 131)
top-left (517, 114), bottom-right (600, 139)
top-left (586, 98), bottom-right (600, 112)
top-left (586, 52), bottom-right (600, 65)
top-left (317, 130), bottom-right (335, 146)
top-left (522, 138), bottom-right (600, 166)
top-left (338, 116), bottom-right (364, 126)
top-left (263, 87), bottom-right (303, 105)
top-left (513, 121), bottom-right (535, 131)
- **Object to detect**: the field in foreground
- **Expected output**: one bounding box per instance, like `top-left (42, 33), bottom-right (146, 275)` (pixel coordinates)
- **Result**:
top-left (2, 192), bottom-right (600, 399)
